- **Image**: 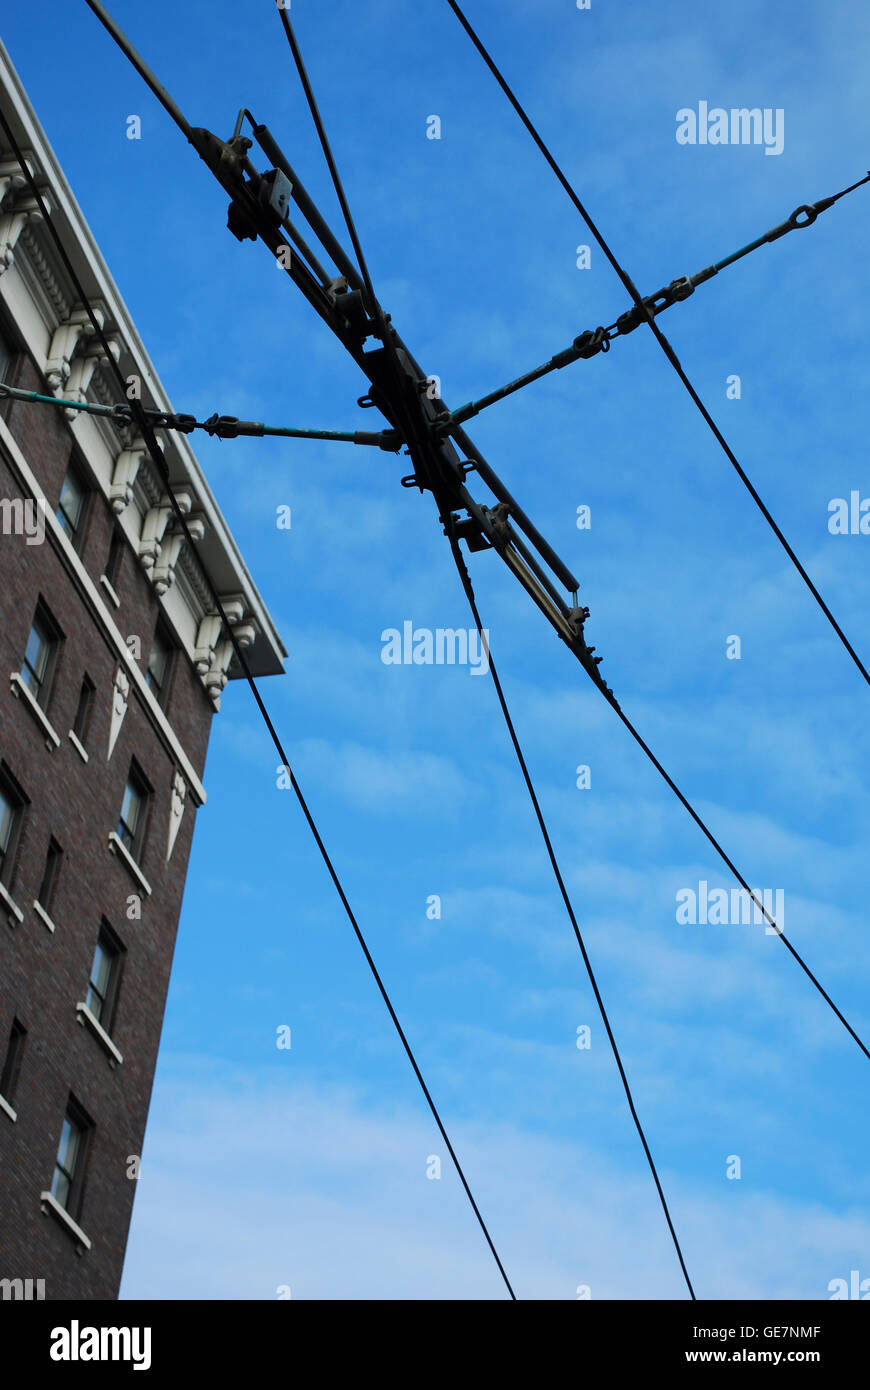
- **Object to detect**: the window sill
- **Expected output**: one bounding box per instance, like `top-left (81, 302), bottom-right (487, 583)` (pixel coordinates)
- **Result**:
top-left (99, 573), bottom-right (121, 608)
top-left (107, 831), bottom-right (152, 896)
top-left (39, 1190), bottom-right (92, 1252)
top-left (0, 879), bottom-right (24, 926)
top-left (0, 1093), bottom-right (17, 1122)
top-left (76, 1001), bottom-right (123, 1067)
top-left (68, 729), bottom-right (89, 763)
top-left (9, 672), bottom-right (61, 750)
top-left (32, 898), bottom-right (57, 933)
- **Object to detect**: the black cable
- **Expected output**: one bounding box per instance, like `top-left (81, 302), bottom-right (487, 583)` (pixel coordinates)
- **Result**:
top-left (0, 102), bottom-right (516, 1301)
top-left (277, 7), bottom-right (382, 323)
top-left (446, 529), bottom-right (696, 1299)
top-left (76, 0), bottom-right (870, 1286)
top-left (443, 0), bottom-right (870, 691)
top-left (0, 380), bottom-right (401, 447)
top-left (610, 703), bottom-right (870, 1064)
top-left (275, 0), bottom-right (870, 1182)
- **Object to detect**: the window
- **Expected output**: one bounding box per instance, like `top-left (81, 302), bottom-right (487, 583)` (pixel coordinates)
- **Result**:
top-left (85, 923), bottom-right (124, 1032)
top-left (20, 601), bottom-right (63, 708)
top-left (72, 676), bottom-right (95, 743)
top-left (104, 526), bottom-right (124, 587)
top-left (0, 1019), bottom-right (26, 1107)
top-left (118, 764), bottom-right (150, 862)
top-left (50, 1100), bottom-right (92, 1218)
top-left (56, 460), bottom-right (87, 545)
top-left (37, 838), bottom-right (62, 912)
top-left (0, 768), bottom-right (26, 889)
top-left (145, 625), bottom-right (174, 704)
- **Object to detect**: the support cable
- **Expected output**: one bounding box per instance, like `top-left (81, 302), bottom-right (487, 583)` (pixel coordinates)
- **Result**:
top-left (446, 171), bottom-right (870, 428)
top-left (443, 0), bottom-right (870, 690)
top-left (0, 381), bottom-right (401, 448)
top-left (0, 100), bottom-right (516, 1302)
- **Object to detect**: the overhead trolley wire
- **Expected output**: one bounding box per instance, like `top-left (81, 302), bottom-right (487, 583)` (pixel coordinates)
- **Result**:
top-left (277, 5), bottom-right (382, 322)
top-left (445, 528), bottom-right (696, 1298)
top-left (274, 2), bottom-right (698, 1295)
top-left (0, 95), bottom-right (516, 1301)
top-left (443, 0), bottom-right (870, 691)
top-left (75, 0), bottom-right (870, 1300)
top-left (607, 702), bottom-right (870, 1064)
top-left (245, 1), bottom-right (870, 1078)
top-left (427, 5), bottom-right (870, 1068)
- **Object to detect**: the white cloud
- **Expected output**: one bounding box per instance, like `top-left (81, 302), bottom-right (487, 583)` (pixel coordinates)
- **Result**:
top-left (121, 1063), bottom-right (869, 1301)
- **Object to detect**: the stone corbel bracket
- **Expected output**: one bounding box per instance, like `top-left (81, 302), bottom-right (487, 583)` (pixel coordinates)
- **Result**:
top-left (152, 513), bottom-right (206, 596)
top-left (0, 154), bottom-right (37, 208)
top-left (0, 158), bottom-right (52, 278)
top-left (45, 302), bottom-right (107, 394)
top-left (138, 490), bottom-right (192, 573)
top-left (109, 438), bottom-right (147, 515)
top-left (63, 334), bottom-right (123, 416)
top-left (200, 597), bottom-right (258, 706)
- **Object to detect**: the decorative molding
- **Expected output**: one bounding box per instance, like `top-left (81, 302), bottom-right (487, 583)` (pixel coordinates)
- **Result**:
top-left (167, 770), bottom-right (187, 861)
top-left (132, 456), bottom-right (163, 512)
top-left (0, 152), bottom-right (36, 207)
top-left (0, 184), bottom-right (50, 278)
top-left (107, 663), bottom-right (129, 760)
top-left (109, 439), bottom-right (146, 515)
top-left (45, 302), bottom-right (106, 392)
top-left (17, 221), bottom-right (70, 321)
top-left (138, 491), bottom-right (192, 573)
top-left (201, 597), bottom-right (256, 703)
top-left (152, 516), bottom-right (205, 596)
top-left (63, 334), bottom-right (122, 417)
top-left (176, 536), bottom-right (213, 613)
top-left (194, 613), bottom-right (222, 676)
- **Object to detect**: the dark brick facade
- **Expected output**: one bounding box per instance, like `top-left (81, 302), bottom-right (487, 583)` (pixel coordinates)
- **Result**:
top-left (0, 343), bottom-right (216, 1299)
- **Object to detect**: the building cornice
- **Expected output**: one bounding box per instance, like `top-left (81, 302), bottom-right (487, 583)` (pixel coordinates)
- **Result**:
top-left (0, 39), bottom-right (286, 696)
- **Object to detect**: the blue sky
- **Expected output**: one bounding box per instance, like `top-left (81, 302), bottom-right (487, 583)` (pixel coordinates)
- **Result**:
top-left (6, 0), bottom-right (870, 1298)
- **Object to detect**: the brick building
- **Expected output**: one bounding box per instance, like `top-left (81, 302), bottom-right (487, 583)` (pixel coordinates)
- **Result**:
top-left (0, 42), bottom-right (285, 1299)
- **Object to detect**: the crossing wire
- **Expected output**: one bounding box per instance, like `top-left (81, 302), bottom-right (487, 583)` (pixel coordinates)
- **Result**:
top-left (0, 101), bottom-right (516, 1302)
top-left (443, 0), bottom-right (870, 691)
top-left (0, 381), bottom-right (400, 447)
top-left (437, 3), bottom-right (870, 1067)
top-left (278, 4), bottom-right (870, 1082)
top-left (274, 4), bottom-right (697, 1294)
top-left (76, 0), bottom-right (870, 1294)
